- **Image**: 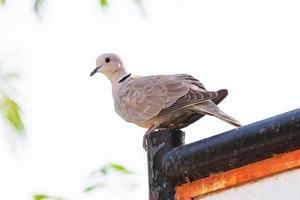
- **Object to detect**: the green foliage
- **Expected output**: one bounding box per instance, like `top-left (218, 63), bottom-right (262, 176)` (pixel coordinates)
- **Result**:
top-left (34, 0), bottom-right (45, 15)
top-left (98, 162), bottom-right (131, 175)
top-left (84, 163), bottom-right (133, 193)
top-left (83, 182), bottom-right (105, 193)
top-left (0, 96), bottom-right (24, 132)
top-left (99, 0), bottom-right (108, 7)
top-left (32, 163), bottom-right (134, 198)
top-left (2, 0), bottom-right (144, 16)
top-left (32, 194), bottom-right (65, 200)
top-left (0, 0), bottom-right (5, 6)
top-left (0, 67), bottom-right (25, 135)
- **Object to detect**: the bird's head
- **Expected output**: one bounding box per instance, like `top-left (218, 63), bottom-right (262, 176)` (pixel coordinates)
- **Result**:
top-left (90, 53), bottom-right (126, 79)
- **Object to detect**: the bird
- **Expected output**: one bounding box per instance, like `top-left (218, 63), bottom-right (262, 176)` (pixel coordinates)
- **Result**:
top-left (90, 53), bottom-right (241, 150)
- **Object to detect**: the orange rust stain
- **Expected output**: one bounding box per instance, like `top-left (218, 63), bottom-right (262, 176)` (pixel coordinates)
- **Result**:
top-left (175, 149), bottom-right (300, 200)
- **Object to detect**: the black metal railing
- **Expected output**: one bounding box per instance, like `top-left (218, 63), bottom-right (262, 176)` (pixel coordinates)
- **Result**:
top-left (147, 108), bottom-right (300, 200)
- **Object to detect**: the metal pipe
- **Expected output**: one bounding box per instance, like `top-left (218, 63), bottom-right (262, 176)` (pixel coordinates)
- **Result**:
top-left (162, 108), bottom-right (300, 184)
top-left (147, 129), bottom-right (185, 200)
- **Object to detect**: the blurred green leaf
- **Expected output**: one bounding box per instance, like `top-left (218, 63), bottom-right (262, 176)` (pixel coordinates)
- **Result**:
top-left (0, 0), bottom-right (5, 6)
top-left (32, 194), bottom-right (49, 200)
top-left (109, 163), bottom-right (131, 174)
top-left (32, 194), bottom-right (65, 200)
top-left (84, 163), bottom-right (134, 193)
top-left (0, 96), bottom-right (24, 133)
top-left (4, 72), bottom-right (19, 80)
top-left (99, 0), bottom-right (108, 7)
top-left (34, 0), bottom-right (45, 15)
top-left (83, 182), bottom-right (105, 193)
top-left (0, 72), bottom-right (19, 83)
top-left (98, 163), bottom-right (131, 175)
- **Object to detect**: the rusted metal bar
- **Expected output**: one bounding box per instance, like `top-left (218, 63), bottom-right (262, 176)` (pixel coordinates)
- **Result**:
top-left (162, 108), bottom-right (300, 185)
top-left (176, 148), bottom-right (300, 199)
top-left (147, 129), bottom-right (185, 200)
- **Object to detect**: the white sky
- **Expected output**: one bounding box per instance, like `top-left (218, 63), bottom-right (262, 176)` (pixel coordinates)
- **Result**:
top-left (0, 0), bottom-right (300, 199)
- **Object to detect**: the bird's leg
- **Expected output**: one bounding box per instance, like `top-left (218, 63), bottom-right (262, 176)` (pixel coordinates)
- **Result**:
top-left (143, 125), bottom-right (156, 151)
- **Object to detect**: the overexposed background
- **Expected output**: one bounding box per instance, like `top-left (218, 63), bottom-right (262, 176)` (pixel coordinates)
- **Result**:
top-left (0, 0), bottom-right (300, 199)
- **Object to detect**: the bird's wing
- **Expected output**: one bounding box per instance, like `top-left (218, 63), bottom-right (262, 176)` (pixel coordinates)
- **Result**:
top-left (157, 74), bottom-right (218, 116)
top-left (116, 75), bottom-right (188, 122)
top-left (115, 74), bottom-right (218, 122)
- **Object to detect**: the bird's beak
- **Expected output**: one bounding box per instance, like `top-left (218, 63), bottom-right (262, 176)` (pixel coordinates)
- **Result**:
top-left (90, 66), bottom-right (101, 77)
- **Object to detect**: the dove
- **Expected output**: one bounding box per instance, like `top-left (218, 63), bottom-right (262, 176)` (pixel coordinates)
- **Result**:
top-left (90, 53), bottom-right (241, 150)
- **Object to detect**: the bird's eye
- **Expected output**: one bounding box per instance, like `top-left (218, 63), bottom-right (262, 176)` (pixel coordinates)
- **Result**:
top-left (105, 58), bottom-right (110, 63)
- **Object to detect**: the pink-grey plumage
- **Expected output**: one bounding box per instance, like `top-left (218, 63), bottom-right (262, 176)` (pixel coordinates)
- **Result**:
top-left (90, 53), bottom-right (241, 150)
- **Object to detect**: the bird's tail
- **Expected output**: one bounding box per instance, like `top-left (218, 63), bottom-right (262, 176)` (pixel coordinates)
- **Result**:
top-left (193, 102), bottom-right (241, 127)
